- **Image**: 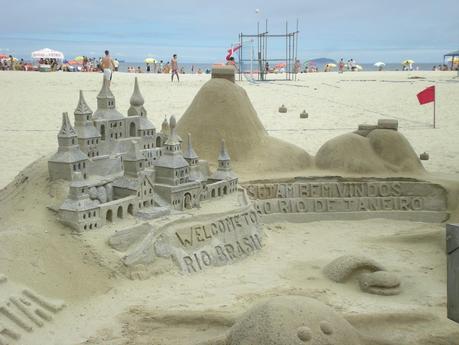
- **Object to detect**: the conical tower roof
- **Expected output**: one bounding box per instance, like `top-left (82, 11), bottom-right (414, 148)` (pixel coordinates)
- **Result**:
top-left (161, 116), bottom-right (169, 134)
top-left (58, 112), bottom-right (76, 138)
top-left (74, 90), bottom-right (92, 115)
top-left (97, 77), bottom-right (114, 99)
top-left (183, 133), bottom-right (198, 160)
top-left (130, 77), bottom-right (144, 107)
top-left (218, 139), bottom-right (230, 161)
top-left (165, 115), bottom-right (180, 145)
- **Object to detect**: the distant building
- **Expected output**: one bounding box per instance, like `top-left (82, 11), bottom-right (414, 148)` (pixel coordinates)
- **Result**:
top-left (49, 77), bottom-right (238, 231)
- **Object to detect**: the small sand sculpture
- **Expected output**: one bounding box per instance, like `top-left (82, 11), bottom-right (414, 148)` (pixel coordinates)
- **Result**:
top-left (194, 296), bottom-right (391, 345)
top-left (420, 152), bottom-right (429, 160)
top-left (316, 120), bottom-right (425, 174)
top-left (323, 255), bottom-right (401, 296)
top-left (278, 104), bottom-right (288, 113)
top-left (300, 110), bottom-right (309, 118)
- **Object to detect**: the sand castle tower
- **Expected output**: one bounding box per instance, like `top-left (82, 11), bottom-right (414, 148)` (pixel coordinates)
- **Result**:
top-left (59, 172), bottom-right (100, 231)
top-left (183, 133), bottom-right (205, 182)
top-left (127, 77), bottom-right (146, 117)
top-left (211, 139), bottom-right (236, 180)
top-left (48, 112), bottom-right (89, 181)
top-left (126, 78), bottom-right (156, 147)
top-left (154, 116), bottom-right (190, 186)
top-left (123, 140), bottom-right (147, 177)
top-left (92, 78), bottom-right (125, 142)
top-left (73, 90), bottom-right (101, 158)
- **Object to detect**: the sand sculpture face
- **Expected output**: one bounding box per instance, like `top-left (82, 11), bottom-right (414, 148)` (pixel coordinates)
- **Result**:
top-left (225, 296), bottom-right (362, 345)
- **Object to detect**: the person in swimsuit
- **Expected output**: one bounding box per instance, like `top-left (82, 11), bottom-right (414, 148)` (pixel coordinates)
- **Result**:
top-left (171, 54), bottom-right (179, 82)
top-left (101, 50), bottom-right (116, 87)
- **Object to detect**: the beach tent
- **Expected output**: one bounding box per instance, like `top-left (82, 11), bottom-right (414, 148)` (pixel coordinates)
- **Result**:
top-left (444, 50), bottom-right (459, 69)
top-left (31, 48), bottom-right (64, 60)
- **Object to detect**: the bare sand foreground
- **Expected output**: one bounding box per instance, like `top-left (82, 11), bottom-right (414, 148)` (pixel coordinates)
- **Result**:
top-left (1, 70), bottom-right (459, 345)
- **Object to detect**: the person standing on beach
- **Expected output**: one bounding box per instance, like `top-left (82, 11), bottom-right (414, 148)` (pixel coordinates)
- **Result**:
top-left (171, 54), bottom-right (180, 82)
top-left (338, 58), bottom-right (345, 73)
top-left (101, 50), bottom-right (116, 87)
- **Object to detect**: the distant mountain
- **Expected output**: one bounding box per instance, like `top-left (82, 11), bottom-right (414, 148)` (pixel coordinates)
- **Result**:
top-left (306, 57), bottom-right (336, 64)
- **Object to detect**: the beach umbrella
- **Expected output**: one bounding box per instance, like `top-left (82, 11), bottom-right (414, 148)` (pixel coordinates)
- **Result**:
top-left (447, 56), bottom-right (459, 63)
top-left (145, 58), bottom-right (157, 64)
top-left (402, 59), bottom-right (414, 65)
top-left (0, 53), bottom-right (8, 59)
top-left (374, 62), bottom-right (385, 67)
top-left (355, 65), bottom-right (363, 70)
top-left (68, 60), bottom-right (80, 65)
top-left (275, 63), bottom-right (286, 69)
top-left (74, 56), bottom-right (84, 61)
top-left (327, 63), bottom-right (337, 68)
top-left (31, 48), bottom-right (64, 60)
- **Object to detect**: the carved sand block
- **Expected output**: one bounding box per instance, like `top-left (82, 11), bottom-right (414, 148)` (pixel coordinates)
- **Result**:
top-left (211, 66), bottom-right (236, 83)
top-left (300, 110), bottom-right (308, 118)
top-left (244, 177), bottom-right (449, 223)
top-left (109, 204), bottom-right (264, 275)
top-left (0, 275), bottom-right (65, 343)
top-left (377, 119), bottom-right (398, 130)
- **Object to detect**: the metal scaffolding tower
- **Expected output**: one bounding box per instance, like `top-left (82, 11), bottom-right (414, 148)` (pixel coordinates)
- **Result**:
top-left (237, 20), bottom-right (299, 81)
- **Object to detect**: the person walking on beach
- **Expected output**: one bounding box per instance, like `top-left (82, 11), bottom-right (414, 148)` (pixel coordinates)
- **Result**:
top-left (338, 58), bottom-right (345, 73)
top-left (101, 50), bottom-right (116, 87)
top-left (171, 54), bottom-right (179, 82)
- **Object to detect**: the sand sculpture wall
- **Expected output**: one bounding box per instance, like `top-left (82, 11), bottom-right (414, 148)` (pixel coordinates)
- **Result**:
top-left (244, 177), bottom-right (448, 223)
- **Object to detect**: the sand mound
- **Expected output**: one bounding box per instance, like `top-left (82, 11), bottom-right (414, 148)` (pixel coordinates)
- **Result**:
top-left (223, 296), bottom-right (362, 345)
top-left (315, 129), bottom-right (425, 175)
top-left (176, 78), bottom-right (312, 175)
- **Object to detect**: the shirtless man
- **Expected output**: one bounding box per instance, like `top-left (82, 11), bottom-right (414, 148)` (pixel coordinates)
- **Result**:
top-left (101, 50), bottom-right (116, 87)
top-left (171, 54), bottom-right (179, 82)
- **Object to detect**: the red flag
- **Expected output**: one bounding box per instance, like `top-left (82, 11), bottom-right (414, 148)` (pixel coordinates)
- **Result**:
top-left (417, 85), bottom-right (435, 105)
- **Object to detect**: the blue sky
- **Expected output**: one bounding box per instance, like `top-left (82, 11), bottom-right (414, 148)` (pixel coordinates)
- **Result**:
top-left (0, 0), bottom-right (457, 63)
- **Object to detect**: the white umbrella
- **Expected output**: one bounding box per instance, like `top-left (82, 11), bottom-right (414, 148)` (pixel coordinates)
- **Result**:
top-left (374, 62), bottom-right (385, 67)
top-left (355, 64), bottom-right (363, 70)
top-left (31, 48), bottom-right (64, 60)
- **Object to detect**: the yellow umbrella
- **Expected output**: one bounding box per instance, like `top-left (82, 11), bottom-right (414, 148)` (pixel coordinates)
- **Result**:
top-left (447, 56), bottom-right (459, 63)
top-left (74, 56), bottom-right (84, 61)
top-left (327, 63), bottom-right (337, 68)
top-left (145, 58), bottom-right (157, 64)
top-left (402, 59), bottom-right (414, 65)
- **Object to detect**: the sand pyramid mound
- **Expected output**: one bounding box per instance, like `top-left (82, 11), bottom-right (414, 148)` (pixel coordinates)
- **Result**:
top-left (176, 78), bottom-right (312, 175)
top-left (315, 128), bottom-right (425, 175)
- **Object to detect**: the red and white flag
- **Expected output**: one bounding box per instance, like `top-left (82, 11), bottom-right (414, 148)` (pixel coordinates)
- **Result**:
top-left (417, 85), bottom-right (435, 105)
top-left (226, 44), bottom-right (242, 61)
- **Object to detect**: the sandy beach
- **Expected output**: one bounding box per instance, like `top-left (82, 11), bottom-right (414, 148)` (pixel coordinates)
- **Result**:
top-left (1, 70), bottom-right (458, 188)
top-left (1, 70), bottom-right (459, 345)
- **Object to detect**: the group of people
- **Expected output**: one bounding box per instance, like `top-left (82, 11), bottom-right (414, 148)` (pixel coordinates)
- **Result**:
top-left (0, 56), bottom-right (31, 71)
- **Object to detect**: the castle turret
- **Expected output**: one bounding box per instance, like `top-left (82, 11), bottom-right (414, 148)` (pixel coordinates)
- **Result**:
top-left (154, 116), bottom-right (190, 185)
top-left (92, 77), bottom-right (125, 141)
top-left (128, 77), bottom-right (146, 117)
top-left (211, 139), bottom-right (236, 180)
top-left (126, 77), bottom-right (155, 140)
top-left (58, 172), bottom-right (101, 232)
top-left (48, 112), bottom-right (89, 181)
top-left (73, 90), bottom-right (101, 157)
top-left (184, 133), bottom-right (205, 182)
top-left (123, 140), bottom-right (146, 177)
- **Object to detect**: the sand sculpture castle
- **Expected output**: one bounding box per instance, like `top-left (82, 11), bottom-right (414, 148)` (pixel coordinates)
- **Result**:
top-left (47, 77), bottom-right (238, 231)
